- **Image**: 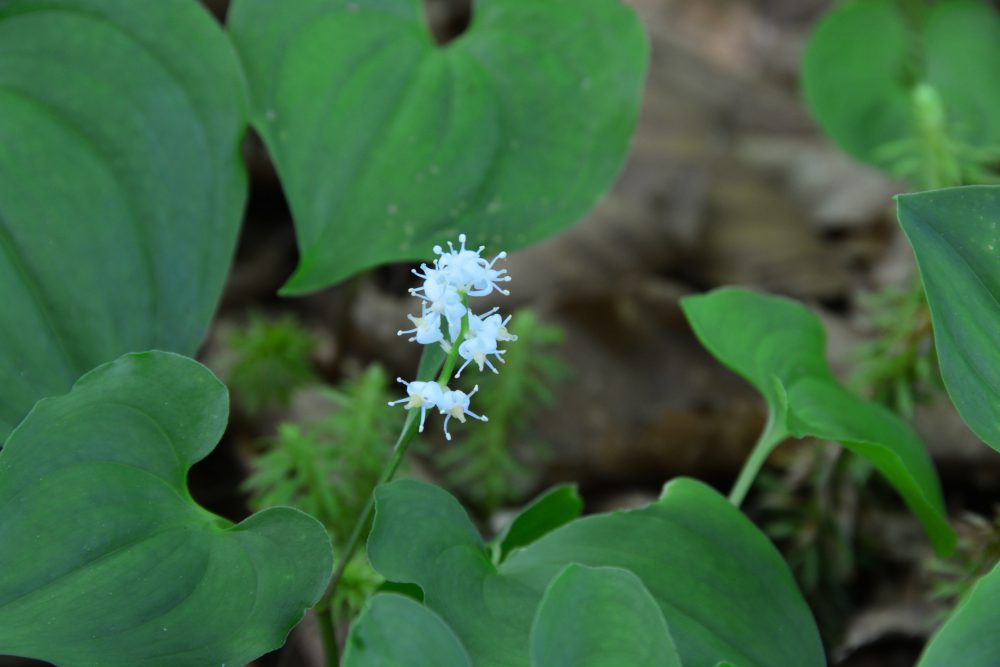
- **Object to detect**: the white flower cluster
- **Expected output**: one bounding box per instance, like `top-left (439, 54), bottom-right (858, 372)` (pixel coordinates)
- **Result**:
top-left (388, 234), bottom-right (516, 440)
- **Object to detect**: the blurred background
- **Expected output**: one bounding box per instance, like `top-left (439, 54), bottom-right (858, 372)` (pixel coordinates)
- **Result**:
top-left (9, 1), bottom-right (1000, 666)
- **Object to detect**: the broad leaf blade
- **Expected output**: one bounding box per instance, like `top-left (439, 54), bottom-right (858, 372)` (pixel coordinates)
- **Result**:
top-left (494, 484), bottom-right (583, 560)
top-left (923, 1), bottom-right (1000, 148)
top-left (897, 186), bottom-right (1000, 452)
top-left (368, 478), bottom-right (824, 667)
top-left (0, 0), bottom-right (247, 439)
top-left (343, 594), bottom-right (472, 667)
top-left (530, 564), bottom-right (682, 667)
top-left (416, 338), bottom-right (448, 381)
top-left (0, 352), bottom-right (333, 667)
top-left (227, 0), bottom-right (649, 293)
top-left (802, 0), bottom-right (1000, 171)
top-left (802, 0), bottom-right (912, 167)
top-left (681, 288), bottom-right (954, 555)
top-left (918, 561), bottom-right (1000, 667)
top-left (678, 286), bottom-right (826, 405)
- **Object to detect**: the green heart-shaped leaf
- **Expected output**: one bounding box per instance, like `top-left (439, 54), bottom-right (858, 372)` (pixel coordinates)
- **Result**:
top-left (492, 484), bottom-right (583, 562)
top-left (681, 288), bottom-right (954, 556)
top-left (530, 564), bottom-right (682, 667)
top-left (802, 0), bottom-right (1000, 171)
top-left (0, 0), bottom-right (247, 440)
top-left (897, 186), bottom-right (1000, 453)
top-left (367, 478), bottom-right (824, 667)
top-left (343, 593), bottom-right (472, 667)
top-left (918, 560), bottom-right (1000, 667)
top-left (227, 0), bottom-right (649, 293)
top-left (0, 351), bottom-right (333, 667)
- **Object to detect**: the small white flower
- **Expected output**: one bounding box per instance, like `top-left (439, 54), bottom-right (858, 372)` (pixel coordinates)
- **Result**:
top-left (435, 234), bottom-right (512, 297)
top-left (463, 308), bottom-right (494, 342)
top-left (467, 251), bottom-right (511, 297)
top-left (435, 234), bottom-right (484, 280)
top-left (409, 262), bottom-right (450, 301)
top-left (456, 335), bottom-right (506, 376)
top-left (437, 386), bottom-right (487, 440)
top-left (477, 312), bottom-right (517, 343)
top-left (387, 378), bottom-right (443, 432)
top-left (409, 265), bottom-right (466, 339)
top-left (454, 310), bottom-right (515, 376)
top-left (397, 307), bottom-right (443, 345)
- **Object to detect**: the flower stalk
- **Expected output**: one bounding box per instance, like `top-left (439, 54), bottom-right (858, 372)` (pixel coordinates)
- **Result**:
top-left (316, 235), bottom-right (515, 666)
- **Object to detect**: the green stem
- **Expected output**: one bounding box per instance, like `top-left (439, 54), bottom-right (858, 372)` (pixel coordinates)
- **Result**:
top-left (315, 414), bottom-right (417, 620)
top-left (729, 413), bottom-right (788, 507)
top-left (315, 301), bottom-right (470, 665)
top-left (437, 301), bottom-right (470, 383)
top-left (317, 606), bottom-right (338, 667)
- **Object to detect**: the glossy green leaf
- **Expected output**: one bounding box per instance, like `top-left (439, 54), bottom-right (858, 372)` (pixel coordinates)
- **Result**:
top-left (530, 564), bottom-right (681, 667)
top-left (0, 0), bottom-right (247, 440)
top-left (0, 352), bottom-right (333, 667)
top-left (897, 186), bottom-right (1000, 453)
top-left (368, 478), bottom-right (824, 667)
top-left (681, 288), bottom-right (954, 555)
top-left (918, 561), bottom-right (1000, 667)
top-left (802, 0), bottom-right (1000, 169)
top-left (343, 594), bottom-right (471, 667)
top-left (227, 0), bottom-right (648, 293)
top-left (493, 484), bottom-right (583, 561)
